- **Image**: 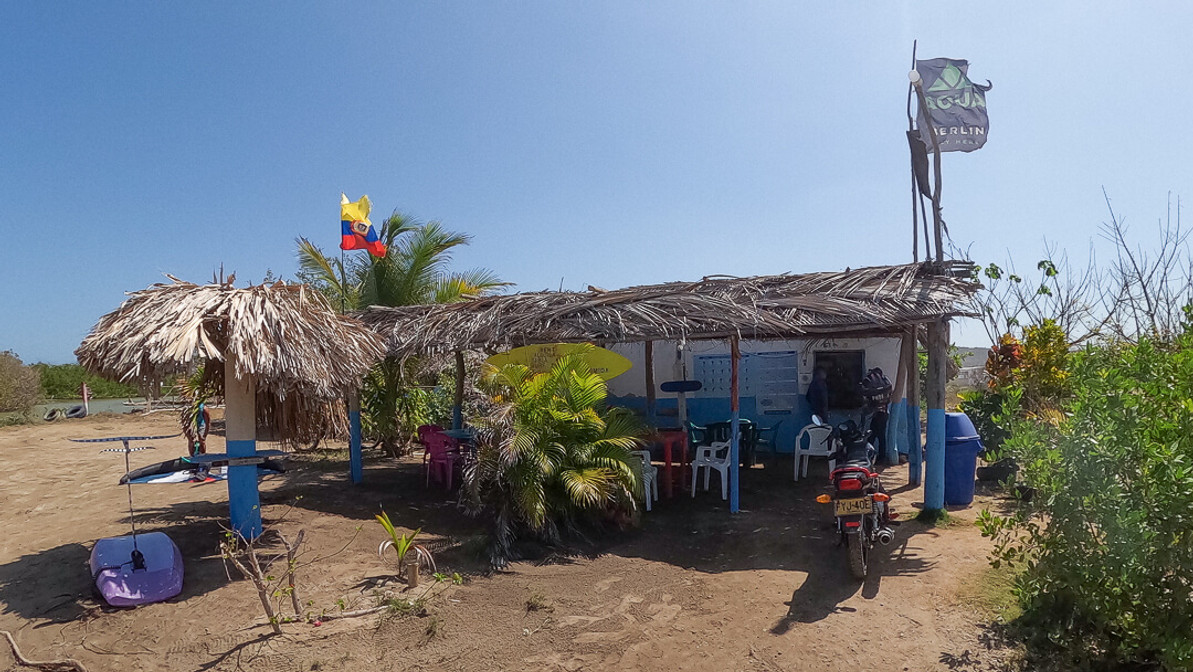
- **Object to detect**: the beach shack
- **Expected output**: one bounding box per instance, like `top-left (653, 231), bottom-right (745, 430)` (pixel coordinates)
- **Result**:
top-left (76, 277), bottom-right (384, 537)
top-left (602, 334), bottom-right (903, 456)
top-left (361, 260), bottom-right (978, 513)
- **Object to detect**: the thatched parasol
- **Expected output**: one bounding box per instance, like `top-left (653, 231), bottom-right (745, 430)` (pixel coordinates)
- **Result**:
top-left (360, 261), bottom-right (980, 358)
top-left (77, 278), bottom-right (384, 444)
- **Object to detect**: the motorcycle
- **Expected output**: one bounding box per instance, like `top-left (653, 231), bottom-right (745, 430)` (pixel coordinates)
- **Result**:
top-left (812, 415), bottom-right (897, 579)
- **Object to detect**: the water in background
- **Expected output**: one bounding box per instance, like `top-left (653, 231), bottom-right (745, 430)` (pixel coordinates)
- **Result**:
top-left (34, 398), bottom-right (156, 416)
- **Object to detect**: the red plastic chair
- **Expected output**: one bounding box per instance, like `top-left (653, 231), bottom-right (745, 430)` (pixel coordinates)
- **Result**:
top-left (417, 424), bottom-right (445, 468)
top-left (423, 431), bottom-right (460, 490)
top-left (416, 424), bottom-right (445, 445)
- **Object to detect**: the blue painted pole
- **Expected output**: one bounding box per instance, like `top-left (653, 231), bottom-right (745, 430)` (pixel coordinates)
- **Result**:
top-left (923, 320), bottom-right (948, 510)
top-left (907, 326), bottom-right (923, 487)
top-left (224, 355), bottom-right (262, 540)
top-left (925, 408), bottom-right (945, 509)
top-left (908, 402), bottom-right (922, 486)
top-left (729, 336), bottom-right (741, 513)
top-left (349, 394), bottom-right (362, 484)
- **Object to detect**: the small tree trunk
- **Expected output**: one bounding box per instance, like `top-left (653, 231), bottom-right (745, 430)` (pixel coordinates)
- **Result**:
top-left (279, 530), bottom-right (305, 618)
top-left (228, 541), bottom-right (283, 636)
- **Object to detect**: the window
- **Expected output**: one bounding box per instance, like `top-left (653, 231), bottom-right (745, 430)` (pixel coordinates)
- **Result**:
top-left (813, 350), bottom-right (865, 409)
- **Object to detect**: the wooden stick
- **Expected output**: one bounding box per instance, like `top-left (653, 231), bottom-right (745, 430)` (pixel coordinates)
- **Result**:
top-left (453, 351), bottom-right (466, 430)
top-left (278, 529), bottom-right (306, 617)
top-left (644, 341), bottom-right (655, 423)
top-left (911, 78), bottom-right (945, 263)
top-left (1, 630), bottom-right (89, 672)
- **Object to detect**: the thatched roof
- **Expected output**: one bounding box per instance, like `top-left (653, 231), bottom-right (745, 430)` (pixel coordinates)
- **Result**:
top-left (360, 261), bottom-right (980, 358)
top-left (77, 279), bottom-right (384, 401)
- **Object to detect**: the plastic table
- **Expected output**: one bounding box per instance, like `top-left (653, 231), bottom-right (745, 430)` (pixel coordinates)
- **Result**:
top-left (656, 429), bottom-right (689, 498)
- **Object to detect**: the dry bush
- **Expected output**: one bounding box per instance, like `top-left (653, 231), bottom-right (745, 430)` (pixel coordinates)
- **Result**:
top-left (0, 351), bottom-right (41, 415)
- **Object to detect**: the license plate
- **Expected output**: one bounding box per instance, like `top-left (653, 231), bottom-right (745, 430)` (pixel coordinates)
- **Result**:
top-left (834, 497), bottom-right (872, 516)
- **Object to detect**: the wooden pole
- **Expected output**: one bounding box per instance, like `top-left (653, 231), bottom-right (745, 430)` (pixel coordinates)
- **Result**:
top-left (452, 351), bottom-right (465, 431)
top-left (885, 334), bottom-right (908, 464)
top-left (908, 40), bottom-right (919, 263)
top-left (644, 341), bottom-right (656, 425)
top-left (674, 344), bottom-right (688, 429)
top-left (911, 74), bottom-right (945, 262)
top-left (729, 335), bottom-right (741, 513)
top-left (924, 319), bottom-right (949, 511)
top-left (906, 326), bottom-right (922, 486)
top-left (224, 353), bottom-right (262, 539)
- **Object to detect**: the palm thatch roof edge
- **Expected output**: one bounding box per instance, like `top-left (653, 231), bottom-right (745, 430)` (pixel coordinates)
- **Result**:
top-left (360, 261), bottom-right (980, 358)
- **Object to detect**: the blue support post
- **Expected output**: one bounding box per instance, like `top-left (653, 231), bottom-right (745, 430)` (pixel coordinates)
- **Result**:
top-left (907, 325), bottom-right (923, 487)
top-left (226, 439), bottom-right (263, 539)
top-left (349, 395), bottom-right (362, 484)
top-left (908, 402), bottom-right (922, 486)
top-left (923, 320), bottom-right (949, 510)
top-left (924, 408), bottom-right (945, 509)
top-left (224, 354), bottom-right (261, 540)
top-left (729, 410), bottom-right (741, 513)
top-left (729, 336), bottom-right (741, 513)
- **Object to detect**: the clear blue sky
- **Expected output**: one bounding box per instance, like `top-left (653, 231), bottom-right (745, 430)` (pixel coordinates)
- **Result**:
top-left (2, 2), bottom-right (1191, 363)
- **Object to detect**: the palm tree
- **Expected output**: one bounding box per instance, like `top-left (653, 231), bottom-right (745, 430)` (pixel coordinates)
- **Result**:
top-left (296, 212), bottom-right (507, 454)
top-left (297, 212), bottom-right (504, 310)
top-left (465, 351), bottom-right (646, 567)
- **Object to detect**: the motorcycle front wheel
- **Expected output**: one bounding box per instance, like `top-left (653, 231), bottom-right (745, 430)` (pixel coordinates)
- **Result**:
top-left (846, 533), bottom-right (868, 579)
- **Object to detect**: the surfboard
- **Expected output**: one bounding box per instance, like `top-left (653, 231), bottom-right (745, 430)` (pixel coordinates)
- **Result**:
top-left (486, 343), bottom-right (633, 380)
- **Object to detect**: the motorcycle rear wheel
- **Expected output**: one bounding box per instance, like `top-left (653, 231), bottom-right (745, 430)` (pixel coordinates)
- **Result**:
top-left (847, 533), bottom-right (868, 579)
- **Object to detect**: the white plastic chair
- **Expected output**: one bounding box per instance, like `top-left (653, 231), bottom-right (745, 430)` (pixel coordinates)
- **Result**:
top-left (632, 450), bottom-right (658, 511)
top-left (691, 440), bottom-right (732, 500)
top-left (794, 424), bottom-right (834, 481)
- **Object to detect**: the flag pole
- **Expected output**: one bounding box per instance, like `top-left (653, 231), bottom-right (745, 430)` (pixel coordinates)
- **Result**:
top-left (907, 40), bottom-right (919, 263)
top-left (909, 68), bottom-right (945, 263)
top-left (340, 249), bottom-right (348, 314)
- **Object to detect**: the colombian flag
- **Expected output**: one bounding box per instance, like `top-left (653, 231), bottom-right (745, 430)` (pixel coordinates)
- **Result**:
top-left (340, 193), bottom-right (386, 257)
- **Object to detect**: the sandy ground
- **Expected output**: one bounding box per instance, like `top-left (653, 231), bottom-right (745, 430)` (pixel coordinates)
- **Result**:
top-left (0, 412), bottom-right (1015, 672)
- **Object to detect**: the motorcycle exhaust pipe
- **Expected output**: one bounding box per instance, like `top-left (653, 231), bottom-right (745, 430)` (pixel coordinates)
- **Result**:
top-left (876, 527), bottom-right (896, 546)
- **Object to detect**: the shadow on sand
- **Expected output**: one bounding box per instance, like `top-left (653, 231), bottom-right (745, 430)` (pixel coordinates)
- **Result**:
top-left (586, 456), bottom-right (938, 632)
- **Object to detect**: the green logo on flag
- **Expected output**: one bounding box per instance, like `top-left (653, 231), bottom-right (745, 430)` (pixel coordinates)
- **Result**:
top-left (927, 63), bottom-right (969, 93)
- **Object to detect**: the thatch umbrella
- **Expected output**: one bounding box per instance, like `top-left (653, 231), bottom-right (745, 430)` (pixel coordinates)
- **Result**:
top-left (77, 277), bottom-right (383, 537)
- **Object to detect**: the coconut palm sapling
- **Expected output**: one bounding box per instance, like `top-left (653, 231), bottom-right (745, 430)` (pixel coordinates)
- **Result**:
top-left (464, 350), bottom-right (646, 567)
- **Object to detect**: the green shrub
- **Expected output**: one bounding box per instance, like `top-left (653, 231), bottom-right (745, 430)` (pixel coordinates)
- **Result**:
top-left (958, 388), bottom-right (1011, 456)
top-left (464, 349), bottom-right (645, 567)
top-left (33, 363), bottom-right (138, 399)
top-left (0, 351), bottom-right (41, 415)
top-left (978, 333), bottom-right (1193, 670)
top-left (360, 360), bottom-right (455, 456)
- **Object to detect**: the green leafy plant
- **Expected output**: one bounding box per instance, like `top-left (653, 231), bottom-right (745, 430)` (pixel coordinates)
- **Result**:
top-left (376, 510), bottom-right (436, 587)
top-left (463, 350), bottom-right (646, 568)
top-left (978, 332), bottom-right (1193, 670)
top-left (1017, 318), bottom-right (1070, 409)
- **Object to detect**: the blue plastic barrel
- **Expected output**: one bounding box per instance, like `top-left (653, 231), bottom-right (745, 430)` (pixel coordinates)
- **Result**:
top-left (943, 411), bottom-right (984, 506)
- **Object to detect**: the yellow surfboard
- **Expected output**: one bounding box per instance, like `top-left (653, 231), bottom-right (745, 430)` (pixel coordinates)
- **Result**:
top-left (485, 343), bottom-right (633, 381)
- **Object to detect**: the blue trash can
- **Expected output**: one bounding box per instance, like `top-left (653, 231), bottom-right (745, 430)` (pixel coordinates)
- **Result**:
top-left (943, 411), bottom-right (984, 506)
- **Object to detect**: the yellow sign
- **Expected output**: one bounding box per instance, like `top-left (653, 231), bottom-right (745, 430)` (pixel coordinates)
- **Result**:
top-left (485, 343), bottom-right (632, 381)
